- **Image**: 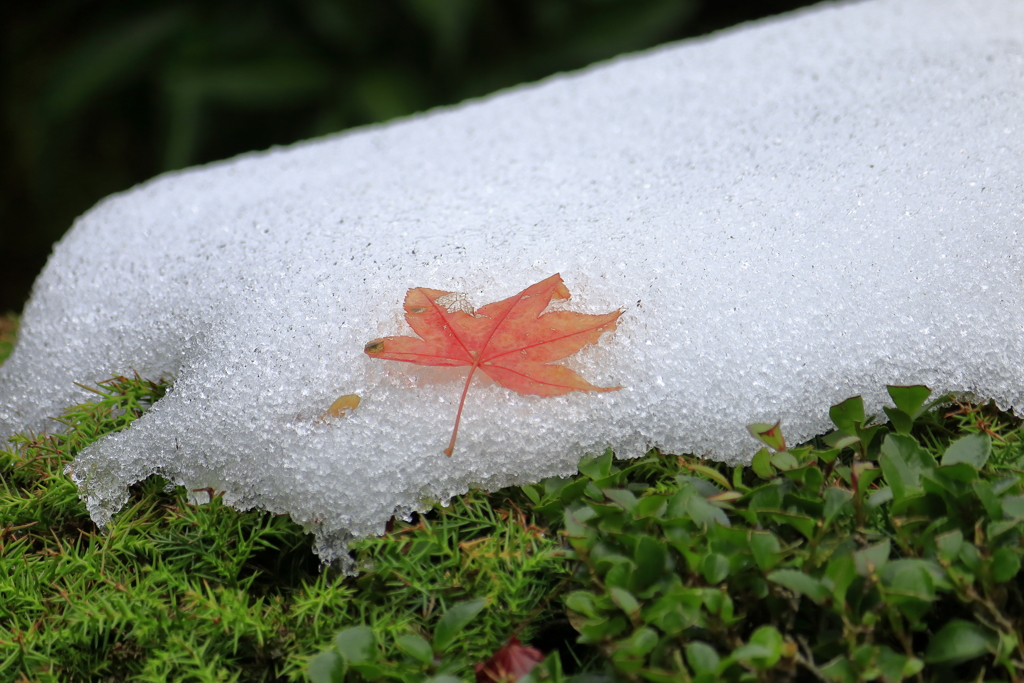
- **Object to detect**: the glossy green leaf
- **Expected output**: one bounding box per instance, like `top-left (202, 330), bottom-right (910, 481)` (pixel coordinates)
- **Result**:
top-left (522, 485), bottom-right (541, 504)
top-left (879, 433), bottom-right (935, 501)
top-left (991, 546), bottom-right (1021, 582)
top-left (685, 641), bottom-right (720, 676)
top-left (867, 487), bottom-right (893, 508)
top-left (973, 480), bottom-right (1003, 519)
top-left (935, 530), bottom-right (963, 562)
top-left (770, 450), bottom-right (799, 471)
top-left (702, 553), bottom-right (730, 584)
top-left (685, 492), bottom-right (731, 529)
top-left (924, 620), bottom-right (997, 665)
top-left (579, 451), bottom-right (614, 480)
top-left (610, 586), bottom-right (641, 621)
top-left (307, 650), bottom-right (343, 683)
top-left (748, 421), bottom-right (786, 452)
top-left (767, 569), bottom-right (829, 603)
top-left (632, 536), bottom-right (668, 592)
top-left (854, 539), bottom-right (890, 576)
top-left (830, 396), bottom-right (865, 435)
top-left (883, 406), bottom-right (914, 435)
top-left (643, 590), bottom-right (703, 635)
top-left (635, 494), bottom-right (669, 519)
top-left (689, 464), bottom-right (732, 491)
top-left (941, 433), bottom-right (991, 468)
top-left (822, 487), bottom-right (853, 525)
top-left (619, 627), bottom-right (659, 656)
top-left (823, 432), bottom-right (861, 450)
top-left (1001, 495), bottom-right (1024, 520)
top-left (819, 656), bottom-right (857, 683)
top-left (433, 598), bottom-right (486, 652)
top-left (752, 448), bottom-right (775, 480)
top-left (604, 488), bottom-right (638, 512)
top-left (745, 625), bottom-right (783, 669)
top-left (333, 625), bottom-right (375, 663)
top-left (395, 634), bottom-right (434, 664)
top-left (871, 645), bottom-right (922, 683)
top-left (886, 385), bottom-right (931, 418)
top-left (749, 531), bottom-right (781, 571)
top-left (824, 553), bottom-right (857, 604)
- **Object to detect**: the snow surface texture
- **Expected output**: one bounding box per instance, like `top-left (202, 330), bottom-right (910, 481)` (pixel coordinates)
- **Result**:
top-left (1, 0), bottom-right (1022, 564)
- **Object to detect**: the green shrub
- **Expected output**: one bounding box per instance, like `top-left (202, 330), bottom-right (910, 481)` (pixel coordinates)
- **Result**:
top-left (315, 387), bottom-right (1024, 682)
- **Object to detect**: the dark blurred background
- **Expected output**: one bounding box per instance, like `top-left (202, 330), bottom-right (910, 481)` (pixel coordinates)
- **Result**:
top-left (0, 0), bottom-right (819, 314)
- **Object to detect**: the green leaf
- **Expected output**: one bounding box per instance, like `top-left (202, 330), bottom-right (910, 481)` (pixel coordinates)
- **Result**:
top-left (874, 646), bottom-right (922, 683)
top-left (333, 626), bottom-right (375, 663)
top-left (867, 487), bottom-right (894, 508)
top-left (887, 385), bottom-right (932, 418)
top-left (579, 451), bottom-right (614, 480)
top-left (632, 536), bottom-right (668, 592)
top-left (618, 627), bottom-right (659, 656)
top-left (685, 641), bottom-right (720, 676)
top-left (935, 530), bottom-right (963, 562)
top-left (937, 462), bottom-right (979, 483)
top-left (883, 407), bottom-right (914, 435)
top-left (823, 487), bottom-right (853, 524)
top-left (684, 492), bottom-right (731, 529)
top-left (749, 531), bottom-right (782, 572)
top-left (854, 539), bottom-right (890, 576)
top-left (643, 590), bottom-right (702, 635)
top-left (702, 553), bottom-right (730, 584)
top-left (884, 561), bottom-right (937, 601)
top-left (823, 432), bottom-right (861, 450)
top-left (924, 620), bottom-right (997, 665)
top-left (879, 434), bottom-right (935, 502)
top-left (395, 634), bottom-right (434, 665)
top-left (991, 546), bottom-right (1021, 582)
top-left (688, 464), bottom-right (732, 491)
top-left (433, 598), bottom-right (486, 652)
top-left (635, 494), bottom-right (669, 519)
top-left (941, 433), bottom-right (991, 468)
top-left (1002, 495), bottom-right (1024, 520)
top-left (767, 569), bottom-right (829, 603)
top-left (745, 625), bottom-right (783, 669)
top-left (604, 488), bottom-right (638, 512)
top-left (770, 451), bottom-right (799, 471)
top-left (307, 650), bottom-right (343, 683)
top-left (830, 396), bottom-right (865, 435)
top-left (973, 480), bottom-right (1003, 520)
top-left (748, 422), bottom-right (786, 452)
top-left (819, 656), bottom-right (858, 683)
top-left (566, 591), bottom-right (599, 618)
top-left (609, 586), bottom-right (641, 621)
top-left (522, 485), bottom-right (541, 504)
top-left (752, 448), bottom-right (775, 479)
top-left (824, 553), bottom-right (857, 605)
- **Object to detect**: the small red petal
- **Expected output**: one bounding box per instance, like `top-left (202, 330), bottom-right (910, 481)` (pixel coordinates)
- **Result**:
top-left (475, 638), bottom-right (544, 683)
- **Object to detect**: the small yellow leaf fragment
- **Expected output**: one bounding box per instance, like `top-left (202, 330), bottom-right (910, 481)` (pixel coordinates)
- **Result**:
top-left (322, 393), bottom-right (361, 419)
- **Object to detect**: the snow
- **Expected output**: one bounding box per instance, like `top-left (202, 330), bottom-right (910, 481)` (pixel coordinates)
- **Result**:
top-left (1, 0), bottom-right (1022, 564)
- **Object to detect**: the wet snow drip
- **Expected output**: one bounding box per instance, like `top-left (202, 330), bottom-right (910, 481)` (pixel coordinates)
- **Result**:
top-left (1, 0), bottom-right (1021, 564)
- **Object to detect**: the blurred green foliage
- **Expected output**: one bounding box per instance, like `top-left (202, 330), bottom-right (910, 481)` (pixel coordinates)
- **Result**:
top-left (0, 0), bottom-right (816, 313)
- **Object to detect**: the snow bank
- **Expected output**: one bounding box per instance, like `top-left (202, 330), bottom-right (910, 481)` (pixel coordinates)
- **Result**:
top-left (1, 0), bottom-right (1021, 563)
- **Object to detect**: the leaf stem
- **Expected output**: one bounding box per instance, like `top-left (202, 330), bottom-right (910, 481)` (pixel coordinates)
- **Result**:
top-left (445, 362), bottom-right (479, 457)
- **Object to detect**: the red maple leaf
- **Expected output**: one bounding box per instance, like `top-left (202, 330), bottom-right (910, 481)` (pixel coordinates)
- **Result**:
top-left (364, 273), bottom-right (621, 456)
top-left (474, 638), bottom-right (545, 683)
